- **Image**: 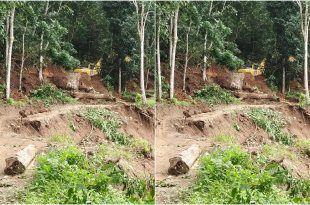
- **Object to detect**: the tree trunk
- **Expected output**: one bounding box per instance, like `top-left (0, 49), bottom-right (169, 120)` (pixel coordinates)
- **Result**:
top-left (145, 67), bottom-right (149, 90)
top-left (157, 18), bottom-right (162, 101)
top-left (203, 34), bottom-right (207, 82)
top-left (282, 66), bottom-right (286, 94)
top-left (19, 21), bottom-right (28, 91)
top-left (304, 29), bottom-right (310, 103)
top-left (169, 5), bottom-right (179, 100)
top-left (183, 22), bottom-right (191, 91)
top-left (118, 66), bottom-right (122, 94)
top-left (4, 144), bottom-right (37, 175)
top-left (6, 6), bottom-right (15, 100)
top-left (169, 16), bottom-right (173, 69)
top-left (140, 25), bottom-right (147, 103)
top-left (168, 144), bottom-right (201, 175)
top-left (39, 1), bottom-right (49, 83)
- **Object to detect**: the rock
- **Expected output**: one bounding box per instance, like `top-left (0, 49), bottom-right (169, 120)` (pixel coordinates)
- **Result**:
top-left (193, 120), bottom-right (205, 131)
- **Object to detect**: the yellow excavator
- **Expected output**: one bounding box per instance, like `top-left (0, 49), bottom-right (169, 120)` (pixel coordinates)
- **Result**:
top-left (74, 59), bottom-right (102, 76)
top-left (238, 58), bottom-right (266, 76)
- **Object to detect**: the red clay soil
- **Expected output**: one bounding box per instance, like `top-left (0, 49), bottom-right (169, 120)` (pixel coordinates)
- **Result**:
top-left (0, 66), bottom-right (111, 100)
top-left (161, 63), bottom-right (272, 101)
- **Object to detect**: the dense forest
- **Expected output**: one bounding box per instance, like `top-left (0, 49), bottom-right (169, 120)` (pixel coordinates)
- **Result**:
top-left (0, 1), bottom-right (309, 103)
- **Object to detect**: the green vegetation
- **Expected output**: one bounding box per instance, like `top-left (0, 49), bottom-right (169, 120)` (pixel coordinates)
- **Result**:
top-left (246, 108), bottom-right (294, 145)
top-left (82, 108), bottom-right (130, 145)
top-left (122, 91), bottom-right (137, 102)
top-left (295, 139), bottom-right (310, 157)
top-left (22, 146), bottom-right (154, 204)
top-left (195, 84), bottom-right (240, 106)
top-left (135, 94), bottom-right (155, 108)
top-left (170, 98), bottom-right (192, 106)
top-left (286, 91), bottom-right (308, 107)
top-left (213, 134), bottom-right (236, 145)
top-left (6, 98), bottom-right (30, 107)
top-left (98, 144), bottom-right (134, 161)
top-left (82, 108), bottom-right (152, 157)
top-left (185, 146), bottom-right (310, 204)
top-left (50, 133), bottom-right (73, 144)
top-left (261, 143), bottom-right (298, 161)
top-left (30, 84), bottom-right (76, 107)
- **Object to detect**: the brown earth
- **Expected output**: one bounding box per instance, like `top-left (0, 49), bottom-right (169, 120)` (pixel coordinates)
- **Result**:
top-left (155, 102), bottom-right (310, 204)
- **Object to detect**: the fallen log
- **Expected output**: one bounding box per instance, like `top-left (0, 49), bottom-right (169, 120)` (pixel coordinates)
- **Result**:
top-left (4, 144), bottom-right (37, 175)
top-left (233, 91), bottom-right (278, 101)
top-left (70, 91), bottom-right (116, 101)
top-left (168, 144), bottom-right (201, 175)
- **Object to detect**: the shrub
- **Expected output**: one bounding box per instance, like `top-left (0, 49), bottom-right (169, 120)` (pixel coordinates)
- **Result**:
top-left (82, 108), bottom-right (130, 145)
top-left (195, 84), bottom-right (240, 106)
top-left (246, 108), bottom-right (294, 145)
top-left (185, 146), bottom-right (310, 204)
top-left (22, 146), bottom-right (154, 204)
top-left (286, 91), bottom-right (308, 107)
top-left (30, 84), bottom-right (76, 107)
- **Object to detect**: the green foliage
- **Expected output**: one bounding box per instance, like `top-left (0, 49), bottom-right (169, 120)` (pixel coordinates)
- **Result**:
top-left (122, 91), bottom-right (137, 102)
top-left (286, 91), bottom-right (308, 107)
top-left (246, 108), bottom-right (294, 145)
top-left (50, 134), bottom-right (73, 144)
top-left (22, 146), bottom-right (154, 204)
top-left (6, 98), bottom-right (29, 107)
top-left (295, 139), bottom-right (310, 157)
top-left (185, 146), bottom-right (310, 204)
top-left (131, 138), bottom-right (152, 157)
top-left (195, 84), bottom-right (240, 106)
top-left (213, 134), bottom-right (236, 144)
top-left (98, 144), bottom-right (133, 161)
top-left (134, 94), bottom-right (155, 108)
top-left (103, 75), bottom-right (114, 92)
top-left (170, 98), bottom-right (191, 106)
top-left (30, 84), bottom-right (76, 107)
top-left (261, 143), bottom-right (297, 161)
top-left (82, 108), bottom-right (130, 145)
top-left (0, 84), bottom-right (5, 98)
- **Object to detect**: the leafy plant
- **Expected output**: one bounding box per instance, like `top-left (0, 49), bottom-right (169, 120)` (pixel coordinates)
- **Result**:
top-left (135, 94), bottom-right (155, 108)
top-left (103, 75), bottom-right (114, 92)
top-left (122, 91), bottom-right (137, 102)
top-left (82, 108), bottom-right (130, 145)
top-left (295, 139), bottom-right (310, 157)
top-left (50, 133), bottom-right (73, 144)
top-left (246, 108), bottom-right (294, 145)
top-left (195, 84), bottom-right (240, 106)
top-left (30, 84), bottom-right (76, 107)
top-left (22, 146), bottom-right (154, 204)
top-left (131, 138), bottom-right (152, 157)
top-left (185, 146), bottom-right (310, 204)
top-left (286, 91), bottom-right (308, 107)
top-left (170, 98), bottom-right (191, 106)
top-left (213, 134), bottom-right (236, 144)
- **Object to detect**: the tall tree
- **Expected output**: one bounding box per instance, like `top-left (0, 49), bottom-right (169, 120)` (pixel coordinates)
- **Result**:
top-left (297, 1), bottom-right (310, 103)
top-left (5, 4), bottom-right (15, 99)
top-left (169, 4), bottom-right (179, 99)
top-left (133, 0), bottom-right (150, 104)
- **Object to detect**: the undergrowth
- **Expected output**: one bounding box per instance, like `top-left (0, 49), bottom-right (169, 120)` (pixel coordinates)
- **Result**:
top-left (195, 84), bottom-right (240, 106)
top-left (22, 146), bottom-right (154, 204)
top-left (30, 84), bottom-right (76, 107)
top-left (185, 146), bottom-right (310, 204)
top-left (246, 108), bottom-right (294, 145)
top-left (286, 91), bottom-right (308, 107)
top-left (82, 108), bottom-right (152, 157)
